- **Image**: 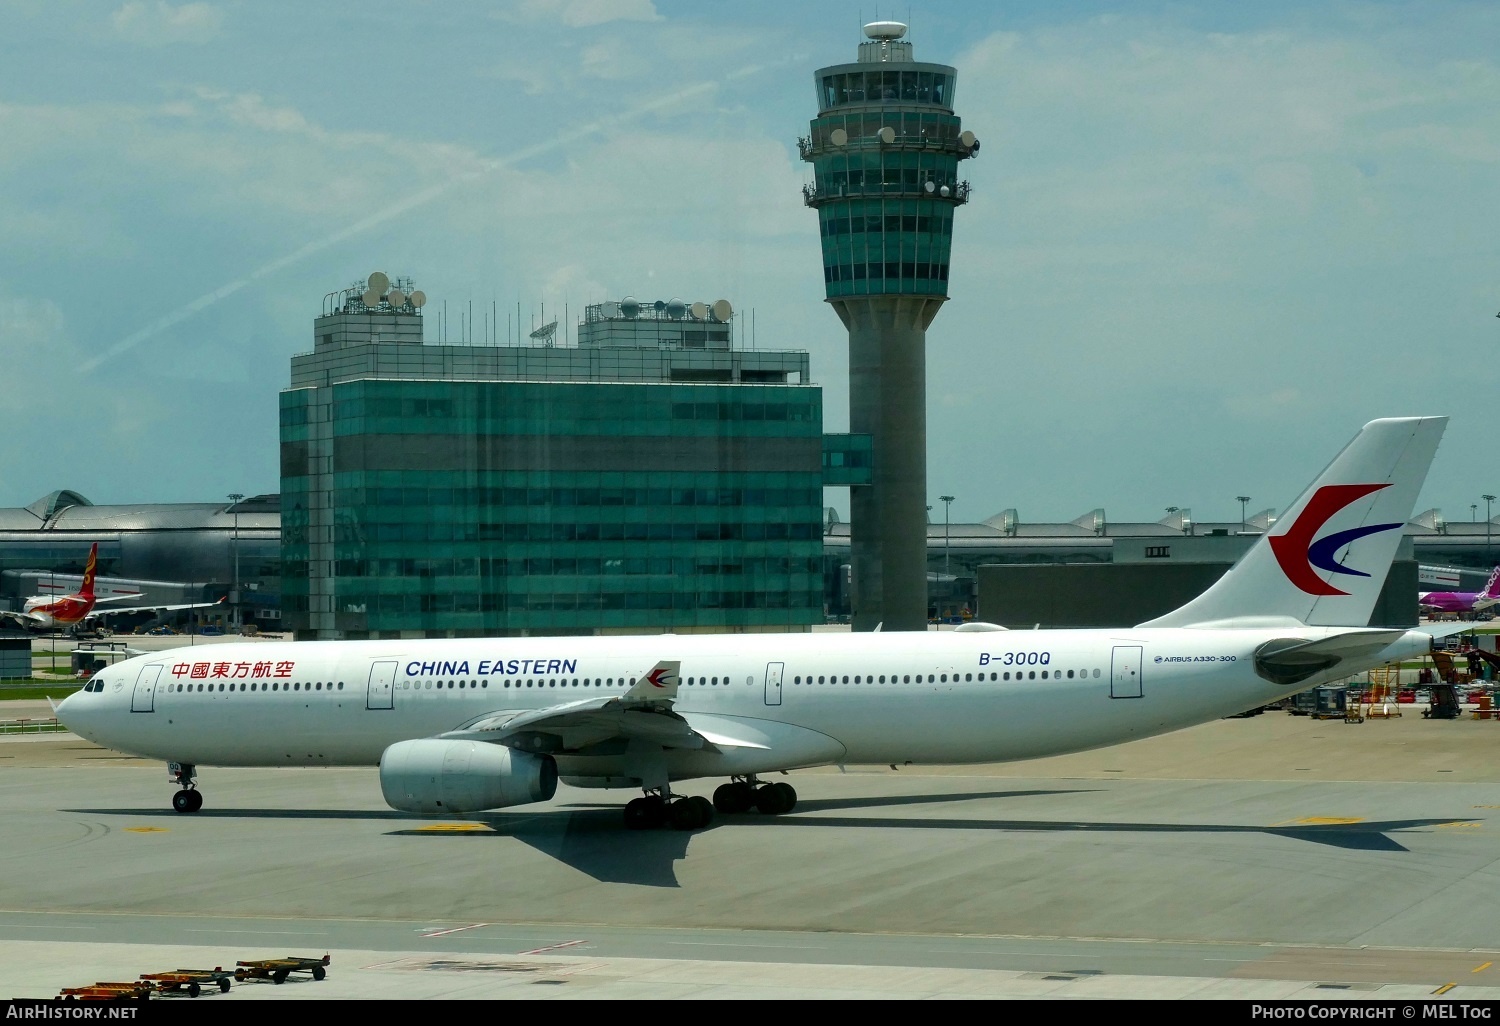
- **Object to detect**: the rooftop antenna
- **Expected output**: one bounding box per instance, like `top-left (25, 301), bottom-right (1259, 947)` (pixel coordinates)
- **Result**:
top-left (529, 319), bottom-right (558, 346)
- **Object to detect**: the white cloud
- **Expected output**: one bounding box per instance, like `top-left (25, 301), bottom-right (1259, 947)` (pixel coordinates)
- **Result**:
top-left (505, 0), bottom-right (662, 29)
top-left (111, 1), bottom-right (224, 45)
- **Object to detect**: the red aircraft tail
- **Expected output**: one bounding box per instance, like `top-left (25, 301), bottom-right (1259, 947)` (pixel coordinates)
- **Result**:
top-left (79, 543), bottom-right (98, 600)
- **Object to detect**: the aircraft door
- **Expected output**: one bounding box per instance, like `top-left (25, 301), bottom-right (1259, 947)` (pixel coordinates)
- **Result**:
top-left (366, 660), bottom-right (397, 711)
top-left (1110, 646), bottom-right (1143, 699)
top-left (131, 664), bottom-right (162, 713)
top-left (764, 661), bottom-right (784, 706)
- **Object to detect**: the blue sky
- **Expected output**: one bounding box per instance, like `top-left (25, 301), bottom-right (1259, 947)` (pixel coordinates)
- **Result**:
top-left (1, 1), bottom-right (1497, 529)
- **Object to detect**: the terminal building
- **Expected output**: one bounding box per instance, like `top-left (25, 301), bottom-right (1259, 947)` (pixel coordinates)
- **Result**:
top-left (280, 275), bottom-right (866, 640)
top-left (0, 490), bottom-right (281, 632)
top-left (2, 484), bottom-right (1494, 638)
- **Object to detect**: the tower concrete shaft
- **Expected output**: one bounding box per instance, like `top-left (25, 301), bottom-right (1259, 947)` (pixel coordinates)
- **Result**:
top-left (802, 22), bottom-right (977, 631)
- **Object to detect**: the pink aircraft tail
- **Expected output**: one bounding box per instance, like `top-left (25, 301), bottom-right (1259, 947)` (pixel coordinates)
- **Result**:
top-left (1483, 565), bottom-right (1500, 599)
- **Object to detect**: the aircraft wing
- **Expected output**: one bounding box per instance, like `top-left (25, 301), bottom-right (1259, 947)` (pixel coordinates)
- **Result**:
top-left (0, 609), bottom-right (45, 627)
top-left (85, 596), bottom-right (227, 621)
top-left (438, 660), bottom-right (711, 753)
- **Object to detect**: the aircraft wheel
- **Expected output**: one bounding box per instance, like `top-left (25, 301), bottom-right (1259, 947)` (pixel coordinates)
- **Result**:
top-left (669, 796), bottom-right (714, 831)
top-left (688, 795), bottom-right (715, 828)
top-left (769, 782), bottom-right (797, 813)
top-left (624, 796), bottom-right (666, 830)
top-left (755, 782), bottom-right (797, 815)
top-left (713, 781), bottom-right (753, 814)
top-left (172, 790), bottom-right (198, 814)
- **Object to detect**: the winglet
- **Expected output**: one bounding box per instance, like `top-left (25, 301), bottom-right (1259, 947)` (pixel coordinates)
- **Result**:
top-left (624, 660), bottom-right (680, 702)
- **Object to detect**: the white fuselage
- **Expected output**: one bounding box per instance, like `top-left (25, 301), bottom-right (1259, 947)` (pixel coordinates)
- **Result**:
top-left (57, 626), bottom-right (1427, 784)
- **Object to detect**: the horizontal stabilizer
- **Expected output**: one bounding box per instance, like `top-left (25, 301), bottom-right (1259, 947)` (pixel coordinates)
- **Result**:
top-left (1253, 629), bottom-right (1406, 686)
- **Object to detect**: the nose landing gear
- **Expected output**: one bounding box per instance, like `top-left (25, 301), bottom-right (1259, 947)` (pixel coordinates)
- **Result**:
top-left (168, 762), bottom-right (202, 813)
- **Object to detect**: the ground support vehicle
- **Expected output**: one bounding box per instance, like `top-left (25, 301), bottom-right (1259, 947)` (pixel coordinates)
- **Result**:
top-left (234, 954), bottom-right (329, 984)
top-left (140, 967), bottom-right (234, 997)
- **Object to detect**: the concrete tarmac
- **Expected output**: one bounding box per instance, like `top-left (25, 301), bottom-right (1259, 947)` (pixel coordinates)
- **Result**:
top-left (3, 706), bottom-right (1500, 1001)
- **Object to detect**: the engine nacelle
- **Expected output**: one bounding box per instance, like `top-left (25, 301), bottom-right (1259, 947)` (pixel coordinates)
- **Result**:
top-left (379, 739), bottom-right (557, 814)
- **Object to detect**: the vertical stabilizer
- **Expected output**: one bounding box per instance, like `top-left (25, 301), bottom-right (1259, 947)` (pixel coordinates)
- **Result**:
top-left (1483, 566), bottom-right (1500, 600)
top-left (1139, 417), bottom-right (1446, 628)
top-left (79, 543), bottom-right (98, 600)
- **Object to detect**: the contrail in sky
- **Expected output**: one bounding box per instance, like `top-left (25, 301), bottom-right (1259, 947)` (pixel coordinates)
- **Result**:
top-left (82, 55), bottom-right (803, 373)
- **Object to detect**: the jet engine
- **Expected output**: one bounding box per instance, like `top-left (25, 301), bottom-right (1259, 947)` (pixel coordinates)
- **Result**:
top-left (379, 739), bottom-right (557, 814)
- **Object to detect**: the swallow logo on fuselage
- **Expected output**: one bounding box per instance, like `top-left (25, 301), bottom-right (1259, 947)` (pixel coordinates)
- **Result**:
top-left (1269, 483), bottom-right (1402, 596)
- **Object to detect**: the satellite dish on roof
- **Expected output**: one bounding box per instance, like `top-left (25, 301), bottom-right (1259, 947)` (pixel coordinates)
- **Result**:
top-left (830, 128), bottom-right (848, 147)
top-left (529, 320), bottom-right (558, 344)
top-left (387, 289), bottom-right (406, 308)
top-left (620, 297), bottom-right (640, 318)
top-left (863, 21), bottom-right (907, 39)
top-left (878, 126), bottom-right (895, 144)
top-left (939, 184), bottom-right (951, 197)
top-left (653, 299), bottom-right (666, 312)
top-left (361, 289), bottom-right (380, 307)
top-left (410, 290), bottom-right (426, 308)
top-left (711, 299), bottom-right (733, 322)
top-left (959, 130), bottom-right (976, 148)
top-left (665, 298), bottom-right (685, 318)
top-left (602, 301), bottom-right (621, 318)
top-left (690, 301), bottom-right (708, 320)
top-left (367, 271), bottom-right (389, 294)
top-left (923, 180), bottom-right (935, 193)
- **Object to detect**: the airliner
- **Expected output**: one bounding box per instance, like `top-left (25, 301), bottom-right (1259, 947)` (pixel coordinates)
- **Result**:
top-left (1418, 566), bottom-right (1500, 617)
top-left (0, 544), bottom-right (225, 633)
top-left (58, 417), bottom-right (1452, 831)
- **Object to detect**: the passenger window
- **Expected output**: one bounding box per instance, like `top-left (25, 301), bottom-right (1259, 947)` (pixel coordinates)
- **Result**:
top-left (903, 675), bottom-right (910, 683)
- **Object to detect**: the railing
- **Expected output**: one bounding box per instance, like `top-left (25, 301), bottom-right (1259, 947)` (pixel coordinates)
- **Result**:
top-left (802, 180), bottom-right (971, 207)
top-left (0, 717), bottom-right (64, 734)
top-left (798, 135), bottom-right (977, 161)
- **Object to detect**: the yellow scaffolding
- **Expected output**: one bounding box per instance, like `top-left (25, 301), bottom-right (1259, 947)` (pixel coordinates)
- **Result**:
top-left (1365, 664), bottom-right (1402, 718)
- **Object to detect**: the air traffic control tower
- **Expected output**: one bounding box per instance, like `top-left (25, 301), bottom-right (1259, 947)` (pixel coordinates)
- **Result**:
top-left (801, 21), bottom-right (978, 631)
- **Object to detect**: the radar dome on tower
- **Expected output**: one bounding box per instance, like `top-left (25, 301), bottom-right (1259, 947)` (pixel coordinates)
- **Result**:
top-left (863, 21), bottom-right (907, 39)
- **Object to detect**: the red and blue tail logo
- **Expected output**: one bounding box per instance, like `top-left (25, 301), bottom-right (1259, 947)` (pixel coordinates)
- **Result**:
top-left (1269, 484), bottom-right (1403, 596)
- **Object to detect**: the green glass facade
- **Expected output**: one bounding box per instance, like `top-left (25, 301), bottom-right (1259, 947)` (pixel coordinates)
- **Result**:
top-left (801, 58), bottom-right (975, 299)
top-left (281, 379), bottom-right (826, 638)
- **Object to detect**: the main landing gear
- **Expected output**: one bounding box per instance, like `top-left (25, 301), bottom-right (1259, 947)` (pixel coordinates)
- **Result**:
top-left (169, 762), bottom-right (202, 814)
top-left (712, 776), bottom-right (797, 816)
top-left (623, 790), bottom-right (714, 831)
top-left (620, 777), bottom-right (799, 831)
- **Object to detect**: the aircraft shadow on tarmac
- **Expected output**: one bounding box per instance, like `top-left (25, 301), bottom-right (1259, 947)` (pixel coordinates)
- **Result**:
top-left (68, 788), bottom-right (1473, 888)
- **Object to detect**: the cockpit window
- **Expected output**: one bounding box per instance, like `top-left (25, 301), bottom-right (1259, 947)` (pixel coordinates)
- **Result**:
top-left (85, 678), bottom-right (103, 692)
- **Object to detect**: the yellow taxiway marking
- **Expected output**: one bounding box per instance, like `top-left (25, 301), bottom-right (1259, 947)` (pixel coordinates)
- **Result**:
top-left (1472, 805), bottom-right (1500, 810)
top-left (123, 827), bottom-right (169, 833)
top-left (1437, 822), bottom-right (1481, 829)
top-left (1273, 817), bottom-right (1365, 826)
top-left (1474, 962), bottom-right (1493, 973)
top-left (412, 823), bottom-right (492, 833)
top-left (1434, 983), bottom-right (1457, 995)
